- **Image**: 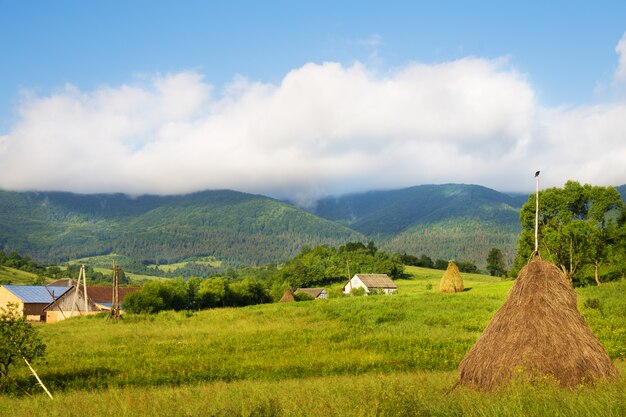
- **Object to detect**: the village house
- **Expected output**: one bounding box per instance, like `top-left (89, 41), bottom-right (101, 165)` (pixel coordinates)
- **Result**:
top-left (0, 285), bottom-right (70, 321)
top-left (295, 287), bottom-right (328, 299)
top-left (342, 274), bottom-right (398, 295)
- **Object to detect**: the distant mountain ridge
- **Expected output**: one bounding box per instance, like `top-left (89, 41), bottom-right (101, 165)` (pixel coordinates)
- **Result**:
top-left (1, 183), bottom-right (623, 271)
top-left (0, 189), bottom-right (363, 266)
top-left (310, 184), bottom-right (525, 266)
top-left (312, 184), bottom-right (524, 235)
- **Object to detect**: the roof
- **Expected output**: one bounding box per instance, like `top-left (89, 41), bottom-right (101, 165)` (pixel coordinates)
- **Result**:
top-left (295, 288), bottom-right (326, 298)
top-left (279, 288), bottom-right (295, 303)
top-left (80, 286), bottom-right (140, 303)
top-left (354, 274), bottom-right (397, 289)
top-left (43, 286), bottom-right (99, 312)
top-left (2, 285), bottom-right (71, 303)
top-left (47, 278), bottom-right (78, 287)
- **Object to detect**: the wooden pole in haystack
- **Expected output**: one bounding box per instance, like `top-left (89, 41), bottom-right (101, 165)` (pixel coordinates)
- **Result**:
top-left (534, 170), bottom-right (540, 256)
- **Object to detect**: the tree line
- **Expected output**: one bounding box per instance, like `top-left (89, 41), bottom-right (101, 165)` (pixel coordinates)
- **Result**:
top-left (123, 241), bottom-right (404, 313)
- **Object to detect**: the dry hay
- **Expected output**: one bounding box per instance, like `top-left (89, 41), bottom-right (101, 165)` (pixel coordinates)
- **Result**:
top-left (440, 261), bottom-right (464, 293)
top-left (458, 256), bottom-right (619, 390)
top-left (279, 288), bottom-right (295, 303)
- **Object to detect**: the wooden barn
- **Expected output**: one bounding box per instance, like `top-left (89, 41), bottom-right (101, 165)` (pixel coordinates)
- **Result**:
top-left (44, 286), bottom-right (101, 323)
top-left (44, 285), bottom-right (140, 322)
top-left (0, 285), bottom-right (70, 321)
top-left (295, 288), bottom-right (328, 299)
top-left (342, 274), bottom-right (398, 295)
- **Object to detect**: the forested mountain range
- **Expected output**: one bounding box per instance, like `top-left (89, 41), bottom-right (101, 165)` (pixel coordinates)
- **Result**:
top-left (0, 190), bottom-right (363, 267)
top-left (311, 184), bottom-right (527, 267)
top-left (0, 183), bottom-right (623, 271)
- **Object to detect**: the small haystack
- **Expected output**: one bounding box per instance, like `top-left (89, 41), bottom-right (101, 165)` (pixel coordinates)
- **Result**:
top-left (279, 288), bottom-right (295, 303)
top-left (440, 261), bottom-right (464, 293)
top-left (458, 256), bottom-right (619, 390)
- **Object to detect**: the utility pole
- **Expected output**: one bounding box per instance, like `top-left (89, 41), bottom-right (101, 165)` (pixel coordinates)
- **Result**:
top-left (70, 264), bottom-right (89, 317)
top-left (108, 261), bottom-right (121, 320)
top-left (347, 258), bottom-right (353, 296)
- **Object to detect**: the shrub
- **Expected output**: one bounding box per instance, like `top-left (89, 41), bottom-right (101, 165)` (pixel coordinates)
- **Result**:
top-left (584, 298), bottom-right (602, 310)
top-left (0, 303), bottom-right (46, 388)
top-left (294, 292), bottom-right (314, 301)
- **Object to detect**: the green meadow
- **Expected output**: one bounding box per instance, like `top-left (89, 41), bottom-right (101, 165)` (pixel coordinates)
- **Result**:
top-left (1, 267), bottom-right (625, 416)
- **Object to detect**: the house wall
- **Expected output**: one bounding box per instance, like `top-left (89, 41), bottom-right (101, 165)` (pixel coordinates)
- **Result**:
top-left (23, 303), bottom-right (49, 321)
top-left (52, 288), bottom-right (98, 312)
top-left (0, 286), bottom-right (23, 314)
top-left (46, 310), bottom-right (101, 323)
top-left (342, 278), bottom-right (397, 296)
top-left (342, 277), bottom-right (367, 294)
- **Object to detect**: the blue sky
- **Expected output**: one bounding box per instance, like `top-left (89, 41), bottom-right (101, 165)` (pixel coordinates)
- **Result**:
top-left (1, 1), bottom-right (626, 201)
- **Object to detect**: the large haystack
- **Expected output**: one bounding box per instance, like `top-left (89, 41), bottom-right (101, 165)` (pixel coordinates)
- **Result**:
top-left (440, 261), bottom-right (464, 293)
top-left (279, 288), bottom-right (295, 303)
top-left (458, 256), bottom-right (619, 390)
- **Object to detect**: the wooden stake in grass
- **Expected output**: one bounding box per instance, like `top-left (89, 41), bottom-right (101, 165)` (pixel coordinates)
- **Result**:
top-left (23, 357), bottom-right (53, 399)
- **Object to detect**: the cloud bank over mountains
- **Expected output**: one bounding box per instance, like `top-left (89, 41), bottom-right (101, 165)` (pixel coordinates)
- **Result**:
top-left (2, 34), bottom-right (626, 204)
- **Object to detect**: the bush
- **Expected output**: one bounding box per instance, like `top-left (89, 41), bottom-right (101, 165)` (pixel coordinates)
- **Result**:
top-left (0, 303), bottom-right (46, 389)
top-left (123, 280), bottom-right (188, 314)
top-left (584, 298), bottom-right (602, 310)
top-left (352, 287), bottom-right (366, 297)
top-left (294, 292), bottom-right (314, 301)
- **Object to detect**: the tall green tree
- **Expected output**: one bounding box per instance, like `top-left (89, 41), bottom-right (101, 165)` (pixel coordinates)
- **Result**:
top-left (512, 181), bottom-right (624, 285)
top-left (486, 248), bottom-right (507, 277)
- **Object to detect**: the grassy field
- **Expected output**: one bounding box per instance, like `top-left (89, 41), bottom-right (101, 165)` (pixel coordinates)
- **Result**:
top-left (146, 256), bottom-right (223, 272)
top-left (1, 268), bottom-right (624, 416)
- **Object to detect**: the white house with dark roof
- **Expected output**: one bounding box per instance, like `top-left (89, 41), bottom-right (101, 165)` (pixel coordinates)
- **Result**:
top-left (0, 285), bottom-right (70, 321)
top-left (342, 274), bottom-right (398, 295)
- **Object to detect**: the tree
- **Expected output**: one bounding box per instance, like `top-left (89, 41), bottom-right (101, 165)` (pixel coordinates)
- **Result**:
top-left (196, 277), bottom-right (229, 308)
top-left (0, 303), bottom-right (46, 387)
top-left (228, 278), bottom-right (271, 307)
top-left (512, 181), bottom-right (624, 285)
top-left (123, 280), bottom-right (188, 313)
top-left (486, 248), bottom-right (507, 277)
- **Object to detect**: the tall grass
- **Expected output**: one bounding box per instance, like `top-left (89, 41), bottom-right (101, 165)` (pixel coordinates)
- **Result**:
top-left (1, 269), bottom-right (624, 416)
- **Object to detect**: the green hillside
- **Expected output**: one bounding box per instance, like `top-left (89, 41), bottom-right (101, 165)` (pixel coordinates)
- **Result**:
top-left (0, 190), bottom-right (363, 267)
top-left (1, 270), bottom-right (624, 416)
top-left (313, 184), bottom-right (523, 234)
top-left (0, 265), bottom-right (45, 285)
top-left (312, 184), bottom-right (525, 266)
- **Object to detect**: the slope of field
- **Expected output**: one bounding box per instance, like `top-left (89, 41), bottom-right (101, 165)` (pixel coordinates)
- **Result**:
top-left (0, 265), bottom-right (45, 285)
top-left (1, 270), bottom-right (624, 416)
top-left (0, 190), bottom-right (364, 267)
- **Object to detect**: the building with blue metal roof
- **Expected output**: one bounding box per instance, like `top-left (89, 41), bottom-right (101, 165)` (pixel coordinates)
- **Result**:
top-left (0, 285), bottom-right (71, 321)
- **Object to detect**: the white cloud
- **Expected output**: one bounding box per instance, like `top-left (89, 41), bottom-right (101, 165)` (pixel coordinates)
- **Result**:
top-left (1, 55), bottom-right (626, 204)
